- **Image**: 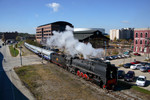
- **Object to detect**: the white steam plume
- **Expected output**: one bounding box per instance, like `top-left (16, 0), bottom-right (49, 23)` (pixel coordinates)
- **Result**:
top-left (46, 26), bottom-right (104, 59)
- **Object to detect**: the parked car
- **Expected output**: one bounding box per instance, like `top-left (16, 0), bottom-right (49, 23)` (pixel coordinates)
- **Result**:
top-left (136, 76), bottom-right (146, 87)
top-left (134, 53), bottom-right (141, 56)
top-left (118, 70), bottom-right (125, 79)
top-left (112, 55), bottom-right (118, 59)
top-left (130, 61), bottom-right (141, 64)
top-left (124, 54), bottom-right (131, 58)
top-left (124, 71), bottom-right (135, 82)
top-left (106, 56), bottom-right (112, 60)
top-left (140, 62), bottom-right (149, 66)
top-left (140, 67), bottom-right (148, 72)
top-left (130, 64), bottom-right (143, 70)
top-left (123, 63), bottom-right (133, 68)
top-left (145, 63), bottom-right (150, 67)
top-left (117, 55), bottom-right (122, 59)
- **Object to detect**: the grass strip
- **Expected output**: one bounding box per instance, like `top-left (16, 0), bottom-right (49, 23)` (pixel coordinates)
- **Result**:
top-left (118, 80), bottom-right (150, 95)
top-left (9, 45), bottom-right (19, 57)
top-left (132, 86), bottom-right (150, 95)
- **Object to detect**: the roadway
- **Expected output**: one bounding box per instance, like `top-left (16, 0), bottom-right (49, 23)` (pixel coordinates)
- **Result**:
top-left (0, 47), bottom-right (28, 100)
top-left (0, 40), bottom-right (43, 100)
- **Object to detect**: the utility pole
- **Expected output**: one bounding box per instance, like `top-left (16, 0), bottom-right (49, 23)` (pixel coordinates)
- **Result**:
top-left (105, 41), bottom-right (107, 61)
top-left (18, 46), bottom-right (23, 66)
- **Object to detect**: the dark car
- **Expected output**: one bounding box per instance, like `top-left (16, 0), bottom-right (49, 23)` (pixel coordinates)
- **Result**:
top-left (124, 71), bottom-right (135, 82)
top-left (123, 63), bottom-right (133, 68)
top-left (140, 62), bottom-right (148, 66)
top-left (134, 53), bottom-right (141, 56)
top-left (145, 63), bottom-right (150, 67)
top-left (118, 70), bottom-right (125, 79)
top-left (112, 55), bottom-right (118, 59)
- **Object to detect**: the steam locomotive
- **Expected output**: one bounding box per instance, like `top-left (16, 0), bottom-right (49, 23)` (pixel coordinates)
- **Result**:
top-left (24, 42), bottom-right (118, 89)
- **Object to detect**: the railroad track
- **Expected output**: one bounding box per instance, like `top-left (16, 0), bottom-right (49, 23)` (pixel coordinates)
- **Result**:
top-left (50, 62), bottom-right (143, 100)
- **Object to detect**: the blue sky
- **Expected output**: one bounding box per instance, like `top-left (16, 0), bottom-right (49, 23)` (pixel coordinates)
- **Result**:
top-left (0, 0), bottom-right (150, 34)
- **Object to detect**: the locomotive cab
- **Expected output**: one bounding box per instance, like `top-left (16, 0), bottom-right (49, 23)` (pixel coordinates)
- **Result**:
top-left (106, 64), bottom-right (118, 89)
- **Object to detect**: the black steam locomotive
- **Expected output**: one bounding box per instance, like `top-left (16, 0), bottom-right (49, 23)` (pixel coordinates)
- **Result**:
top-left (51, 53), bottom-right (118, 89)
top-left (25, 42), bottom-right (118, 89)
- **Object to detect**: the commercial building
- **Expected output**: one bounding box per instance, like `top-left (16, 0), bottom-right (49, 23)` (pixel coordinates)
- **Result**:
top-left (36, 21), bottom-right (74, 43)
top-left (74, 28), bottom-right (109, 48)
top-left (133, 28), bottom-right (150, 54)
top-left (110, 28), bottom-right (134, 40)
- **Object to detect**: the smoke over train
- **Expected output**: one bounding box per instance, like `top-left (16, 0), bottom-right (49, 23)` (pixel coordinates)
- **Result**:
top-left (46, 26), bottom-right (104, 59)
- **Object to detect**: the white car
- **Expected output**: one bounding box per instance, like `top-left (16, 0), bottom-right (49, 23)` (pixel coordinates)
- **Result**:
top-left (136, 76), bottom-right (146, 87)
top-left (130, 64), bottom-right (143, 70)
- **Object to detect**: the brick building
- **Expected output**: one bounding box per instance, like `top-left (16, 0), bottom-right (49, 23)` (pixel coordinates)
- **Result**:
top-left (36, 21), bottom-right (74, 44)
top-left (134, 28), bottom-right (150, 54)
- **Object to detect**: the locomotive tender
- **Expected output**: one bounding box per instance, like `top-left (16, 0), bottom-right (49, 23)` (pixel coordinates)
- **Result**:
top-left (24, 42), bottom-right (118, 89)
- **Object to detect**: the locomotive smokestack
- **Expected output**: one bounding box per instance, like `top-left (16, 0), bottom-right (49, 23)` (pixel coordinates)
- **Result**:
top-left (46, 26), bottom-right (104, 59)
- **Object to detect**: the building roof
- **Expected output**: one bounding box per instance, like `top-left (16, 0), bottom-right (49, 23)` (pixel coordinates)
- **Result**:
top-left (74, 28), bottom-right (105, 34)
top-left (38, 21), bottom-right (73, 28)
top-left (134, 28), bottom-right (150, 30)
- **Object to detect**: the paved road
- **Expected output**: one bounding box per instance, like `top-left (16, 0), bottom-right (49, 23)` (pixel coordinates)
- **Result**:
top-left (0, 52), bottom-right (28, 100)
top-left (110, 56), bottom-right (150, 91)
top-left (0, 40), bottom-right (44, 100)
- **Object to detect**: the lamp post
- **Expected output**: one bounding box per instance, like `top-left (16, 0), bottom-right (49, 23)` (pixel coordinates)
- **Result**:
top-left (104, 41), bottom-right (107, 61)
top-left (18, 46), bottom-right (23, 66)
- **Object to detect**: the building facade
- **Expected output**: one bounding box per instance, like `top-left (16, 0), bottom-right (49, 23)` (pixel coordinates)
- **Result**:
top-left (110, 29), bottom-right (120, 40)
top-left (133, 28), bottom-right (150, 54)
top-left (36, 21), bottom-right (73, 43)
top-left (110, 28), bottom-right (134, 40)
top-left (74, 28), bottom-right (109, 48)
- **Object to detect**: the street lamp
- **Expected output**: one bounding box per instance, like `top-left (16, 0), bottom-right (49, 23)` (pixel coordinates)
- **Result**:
top-left (145, 38), bottom-right (150, 61)
top-left (18, 46), bottom-right (23, 66)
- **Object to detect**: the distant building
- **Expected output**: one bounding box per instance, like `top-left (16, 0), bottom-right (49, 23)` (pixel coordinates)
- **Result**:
top-left (74, 28), bottom-right (109, 48)
top-left (110, 29), bottom-right (120, 40)
top-left (133, 28), bottom-right (150, 54)
top-left (2, 32), bottom-right (18, 42)
top-left (110, 28), bottom-right (134, 40)
top-left (36, 21), bottom-right (74, 44)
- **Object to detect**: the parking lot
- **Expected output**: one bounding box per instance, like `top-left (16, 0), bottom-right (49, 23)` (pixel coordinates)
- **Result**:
top-left (110, 55), bottom-right (150, 91)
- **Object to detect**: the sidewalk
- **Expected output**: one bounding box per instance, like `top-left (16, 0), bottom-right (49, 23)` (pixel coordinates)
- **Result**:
top-left (1, 45), bottom-right (36, 100)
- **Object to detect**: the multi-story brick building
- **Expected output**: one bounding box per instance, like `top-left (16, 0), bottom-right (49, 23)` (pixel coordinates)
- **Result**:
top-left (36, 21), bottom-right (73, 43)
top-left (133, 28), bottom-right (150, 54)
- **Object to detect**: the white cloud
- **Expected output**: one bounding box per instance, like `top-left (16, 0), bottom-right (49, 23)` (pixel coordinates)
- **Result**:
top-left (46, 2), bottom-right (60, 12)
top-left (121, 21), bottom-right (129, 23)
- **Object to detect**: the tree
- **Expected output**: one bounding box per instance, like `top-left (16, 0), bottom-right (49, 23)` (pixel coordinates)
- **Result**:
top-left (16, 36), bottom-right (21, 41)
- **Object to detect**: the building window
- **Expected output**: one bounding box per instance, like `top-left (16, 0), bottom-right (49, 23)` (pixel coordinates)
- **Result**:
top-left (136, 47), bottom-right (138, 52)
top-left (145, 40), bottom-right (147, 45)
top-left (140, 40), bottom-right (142, 44)
top-left (140, 47), bottom-right (143, 52)
top-left (136, 40), bottom-right (138, 44)
top-left (136, 33), bottom-right (138, 37)
top-left (145, 33), bottom-right (148, 37)
top-left (141, 33), bottom-right (143, 37)
top-left (144, 47), bottom-right (147, 52)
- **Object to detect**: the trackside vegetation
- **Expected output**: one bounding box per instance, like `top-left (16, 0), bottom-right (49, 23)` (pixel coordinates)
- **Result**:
top-left (117, 80), bottom-right (150, 95)
top-left (9, 45), bottom-right (19, 57)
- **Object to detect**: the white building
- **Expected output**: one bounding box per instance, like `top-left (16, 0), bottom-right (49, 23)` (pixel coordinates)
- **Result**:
top-left (110, 28), bottom-right (134, 40)
top-left (110, 29), bottom-right (120, 40)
